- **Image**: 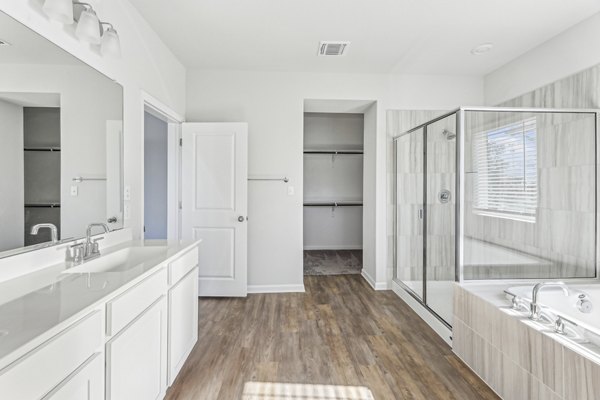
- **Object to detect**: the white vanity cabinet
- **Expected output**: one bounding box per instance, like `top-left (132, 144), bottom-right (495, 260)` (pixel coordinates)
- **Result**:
top-left (167, 266), bottom-right (199, 384)
top-left (106, 296), bottom-right (167, 400)
top-left (105, 268), bottom-right (168, 400)
top-left (0, 311), bottom-right (103, 400)
top-left (0, 242), bottom-right (200, 400)
top-left (43, 353), bottom-right (104, 400)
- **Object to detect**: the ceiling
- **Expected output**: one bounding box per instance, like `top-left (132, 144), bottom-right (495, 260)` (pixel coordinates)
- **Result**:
top-left (129, 0), bottom-right (600, 76)
top-left (0, 11), bottom-right (81, 65)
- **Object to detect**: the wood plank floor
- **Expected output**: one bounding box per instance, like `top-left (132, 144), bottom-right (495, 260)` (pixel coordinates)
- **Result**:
top-left (165, 275), bottom-right (499, 400)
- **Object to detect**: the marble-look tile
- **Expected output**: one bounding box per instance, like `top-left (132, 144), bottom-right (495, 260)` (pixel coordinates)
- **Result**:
top-left (563, 347), bottom-right (600, 400)
top-left (529, 329), bottom-right (564, 395)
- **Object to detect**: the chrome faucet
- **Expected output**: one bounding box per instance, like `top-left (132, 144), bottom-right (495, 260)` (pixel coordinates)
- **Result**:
top-left (530, 282), bottom-right (570, 320)
top-left (30, 223), bottom-right (59, 244)
top-left (84, 223), bottom-right (110, 260)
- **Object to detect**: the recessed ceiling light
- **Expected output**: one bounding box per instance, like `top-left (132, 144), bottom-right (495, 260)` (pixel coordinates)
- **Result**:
top-left (470, 42), bottom-right (493, 56)
top-left (0, 39), bottom-right (12, 47)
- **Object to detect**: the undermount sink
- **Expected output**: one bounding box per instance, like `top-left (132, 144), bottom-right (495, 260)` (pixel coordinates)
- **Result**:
top-left (62, 246), bottom-right (168, 274)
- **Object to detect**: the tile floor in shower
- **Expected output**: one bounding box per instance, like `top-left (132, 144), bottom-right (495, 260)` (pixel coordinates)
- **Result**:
top-left (303, 250), bottom-right (362, 276)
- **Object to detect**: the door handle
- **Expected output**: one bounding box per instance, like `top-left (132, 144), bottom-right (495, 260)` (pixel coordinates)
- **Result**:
top-left (238, 216), bottom-right (245, 222)
top-left (107, 216), bottom-right (117, 223)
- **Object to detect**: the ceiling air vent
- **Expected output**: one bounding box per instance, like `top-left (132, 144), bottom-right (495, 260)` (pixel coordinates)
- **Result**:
top-left (318, 41), bottom-right (350, 56)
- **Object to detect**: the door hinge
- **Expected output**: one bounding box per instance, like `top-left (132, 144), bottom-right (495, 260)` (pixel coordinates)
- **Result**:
top-left (179, 138), bottom-right (182, 147)
top-left (178, 201), bottom-right (182, 210)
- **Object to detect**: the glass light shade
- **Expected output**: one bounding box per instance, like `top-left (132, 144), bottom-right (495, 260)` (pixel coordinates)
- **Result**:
top-left (75, 9), bottom-right (101, 44)
top-left (101, 28), bottom-right (121, 58)
top-left (42, 0), bottom-right (74, 24)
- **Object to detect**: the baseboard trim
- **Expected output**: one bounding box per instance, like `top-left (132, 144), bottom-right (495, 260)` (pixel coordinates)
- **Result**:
top-left (360, 270), bottom-right (388, 291)
top-left (391, 280), bottom-right (452, 346)
top-left (303, 246), bottom-right (363, 251)
top-left (247, 284), bottom-right (306, 294)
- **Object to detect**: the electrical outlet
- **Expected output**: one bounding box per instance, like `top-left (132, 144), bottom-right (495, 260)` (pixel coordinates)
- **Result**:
top-left (124, 204), bottom-right (131, 220)
top-left (70, 185), bottom-right (78, 196)
top-left (287, 186), bottom-right (295, 196)
top-left (124, 185), bottom-right (131, 201)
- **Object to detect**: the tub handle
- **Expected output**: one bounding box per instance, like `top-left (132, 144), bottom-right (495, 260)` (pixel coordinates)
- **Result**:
top-left (555, 315), bottom-right (578, 335)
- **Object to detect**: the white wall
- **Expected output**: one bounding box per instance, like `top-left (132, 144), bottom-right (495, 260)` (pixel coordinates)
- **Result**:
top-left (0, 1), bottom-right (186, 240)
top-left (186, 69), bottom-right (483, 290)
top-left (485, 12), bottom-right (600, 105)
top-left (0, 64), bottom-right (122, 239)
top-left (0, 99), bottom-right (24, 251)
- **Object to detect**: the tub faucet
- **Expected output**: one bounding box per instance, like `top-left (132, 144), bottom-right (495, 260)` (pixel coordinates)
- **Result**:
top-left (530, 282), bottom-right (570, 320)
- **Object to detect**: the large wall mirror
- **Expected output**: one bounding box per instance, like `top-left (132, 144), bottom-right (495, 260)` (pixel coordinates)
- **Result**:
top-left (0, 11), bottom-right (124, 258)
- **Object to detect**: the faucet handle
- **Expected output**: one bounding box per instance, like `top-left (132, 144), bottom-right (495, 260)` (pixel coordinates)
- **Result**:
top-left (69, 242), bottom-right (85, 263)
top-left (91, 237), bottom-right (104, 254)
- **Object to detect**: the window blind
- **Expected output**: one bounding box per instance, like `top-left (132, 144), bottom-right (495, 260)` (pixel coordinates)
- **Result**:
top-left (473, 117), bottom-right (537, 221)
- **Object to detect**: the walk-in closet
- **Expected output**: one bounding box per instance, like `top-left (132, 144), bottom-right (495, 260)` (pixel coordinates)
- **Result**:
top-left (303, 112), bottom-right (364, 275)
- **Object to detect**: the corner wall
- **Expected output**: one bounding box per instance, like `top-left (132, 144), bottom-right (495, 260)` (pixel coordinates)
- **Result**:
top-left (484, 12), bottom-right (600, 105)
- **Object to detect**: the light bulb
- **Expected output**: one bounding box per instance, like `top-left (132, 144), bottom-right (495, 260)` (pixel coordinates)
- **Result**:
top-left (42, 0), bottom-right (74, 24)
top-left (101, 27), bottom-right (121, 58)
top-left (75, 8), bottom-right (101, 44)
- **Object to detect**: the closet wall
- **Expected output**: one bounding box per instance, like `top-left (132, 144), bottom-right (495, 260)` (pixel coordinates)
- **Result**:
top-left (303, 113), bottom-right (364, 250)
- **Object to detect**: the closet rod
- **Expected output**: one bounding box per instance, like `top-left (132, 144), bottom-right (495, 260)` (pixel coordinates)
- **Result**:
top-left (303, 151), bottom-right (363, 155)
top-left (248, 177), bottom-right (289, 183)
top-left (72, 176), bottom-right (107, 182)
top-left (304, 202), bottom-right (363, 207)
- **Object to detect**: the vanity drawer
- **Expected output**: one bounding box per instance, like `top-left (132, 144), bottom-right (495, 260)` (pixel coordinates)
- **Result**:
top-left (106, 268), bottom-right (167, 336)
top-left (0, 310), bottom-right (102, 400)
top-left (168, 248), bottom-right (198, 286)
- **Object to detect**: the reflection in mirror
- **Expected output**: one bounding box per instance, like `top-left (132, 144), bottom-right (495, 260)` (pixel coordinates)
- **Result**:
top-left (0, 11), bottom-right (123, 257)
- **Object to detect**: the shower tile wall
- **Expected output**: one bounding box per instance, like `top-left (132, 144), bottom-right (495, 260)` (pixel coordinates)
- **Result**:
top-left (463, 65), bottom-right (600, 279)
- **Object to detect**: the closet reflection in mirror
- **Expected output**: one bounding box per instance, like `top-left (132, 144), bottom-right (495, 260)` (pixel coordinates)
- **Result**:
top-left (0, 11), bottom-right (124, 257)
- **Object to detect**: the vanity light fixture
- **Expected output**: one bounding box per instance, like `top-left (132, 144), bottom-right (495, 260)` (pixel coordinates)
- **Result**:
top-left (470, 42), bottom-right (494, 55)
top-left (74, 3), bottom-right (101, 44)
top-left (100, 23), bottom-right (121, 58)
top-left (42, 0), bottom-right (74, 25)
top-left (42, 0), bottom-right (122, 58)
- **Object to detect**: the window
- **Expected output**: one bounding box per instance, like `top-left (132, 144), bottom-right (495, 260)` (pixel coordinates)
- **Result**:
top-left (473, 117), bottom-right (537, 222)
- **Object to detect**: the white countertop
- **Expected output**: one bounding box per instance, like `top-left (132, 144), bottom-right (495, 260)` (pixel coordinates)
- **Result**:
top-left (0, 239), bottom-right (200, 362)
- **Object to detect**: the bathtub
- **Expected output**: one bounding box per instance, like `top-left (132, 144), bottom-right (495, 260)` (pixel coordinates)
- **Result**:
top-left (506, 283), bottom-right (600, 350)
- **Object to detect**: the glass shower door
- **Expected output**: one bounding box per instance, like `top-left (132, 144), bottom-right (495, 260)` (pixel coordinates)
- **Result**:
top-left (425, 115), bottom-right (456, 325)
top-left (394, 128), bottom-right (424, 299)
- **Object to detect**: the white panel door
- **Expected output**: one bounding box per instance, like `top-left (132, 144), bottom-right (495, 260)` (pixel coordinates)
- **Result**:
top-left (182, 123), bottom-right (248, 297)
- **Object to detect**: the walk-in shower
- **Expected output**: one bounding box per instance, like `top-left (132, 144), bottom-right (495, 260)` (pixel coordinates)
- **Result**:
top-left (392, 107), bottom-right (600, 332)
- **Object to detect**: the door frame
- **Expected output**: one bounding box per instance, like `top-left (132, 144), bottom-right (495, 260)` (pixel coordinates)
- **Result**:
top-left (141, 91), bottom-right (185, 241)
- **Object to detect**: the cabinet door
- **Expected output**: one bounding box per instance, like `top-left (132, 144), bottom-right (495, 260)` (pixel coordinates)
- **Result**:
top-left (44, 353), bottom-right (103, 400)
top-left (106, 296), bottom-right (167, 400)
top-left (168, 267), bottom-right (199, 385)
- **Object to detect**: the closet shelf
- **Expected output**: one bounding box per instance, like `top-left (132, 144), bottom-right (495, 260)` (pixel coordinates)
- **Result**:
top-left (24, 147), bottom-right (61, 152)
top-left (25, 203), bottom-right (61, 208)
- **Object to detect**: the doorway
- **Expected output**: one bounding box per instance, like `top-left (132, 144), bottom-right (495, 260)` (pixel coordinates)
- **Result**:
top-left (141, 93), bottom-right (184, 241)
top-left (302, 99), bottom-right (376, 278)
top-left (144, 111), bottom-right (168, 239)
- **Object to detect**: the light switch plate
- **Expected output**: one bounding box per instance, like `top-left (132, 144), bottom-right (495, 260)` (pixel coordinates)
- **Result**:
top-left (70, 185), bottom-right (78, 196)
top-left (287, 186), bottom-right (295, 196)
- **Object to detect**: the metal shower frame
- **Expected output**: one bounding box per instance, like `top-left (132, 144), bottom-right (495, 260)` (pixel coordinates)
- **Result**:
top-left (392, 106), bottom-right (600, 328)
